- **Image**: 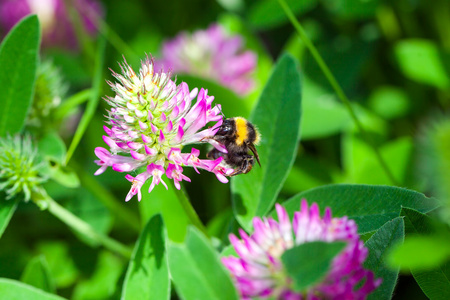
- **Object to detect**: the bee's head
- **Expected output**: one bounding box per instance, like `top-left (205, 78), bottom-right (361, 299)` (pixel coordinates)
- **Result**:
top-left (216, 118), bottom-right (236, 137)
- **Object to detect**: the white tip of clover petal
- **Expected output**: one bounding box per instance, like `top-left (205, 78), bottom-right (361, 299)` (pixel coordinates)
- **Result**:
top-left (112, 163), bottom-right (134, 172)
top-left (141, 134), bottom-right (152, 144)
top-left (170, 106), bottom-right (180, 119)
top-left (102, 136), bottom-right (118, 149)
top-left (139, 120), bottom-right (148, 130)
top-left (126, 101), bottom-right (136, 110)
top-left (123, 114), bottom-right (134, 123)
top-left (148, 110), bottom-right (154, 121)
top-left (208, 139), bottom-right (228, 153)
top-left (151, 123), bottom-right (158, 134)
top-left (128, 130), bottom-right (139, 139)
top-left (215, 172), bottom-right (229, 183)
top-left (189, 87), bottom-right (199, 99)
top-left (103, 125), bottom-right (113, 136)
top-left (130, 150), bottom-right (146, 160)
top-left (135, 109), bottom-right (145, 118)
top-left (94, 165), bottom-right (107, 176)
top-left (160, 112), bottom-right (167, 123)
top-left (127, 141), bottom-right (143, 150)
top-left (144, 145), bottom-right (157, 156)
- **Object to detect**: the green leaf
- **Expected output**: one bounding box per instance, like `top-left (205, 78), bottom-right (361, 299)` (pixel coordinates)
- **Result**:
top-left (368, 86), bottom-right (410, 120)
top-left (365, 217), bottom-right (404, 300)
top-left (66, 189), bottom-right (112, 239)
top-left (387, 208), bottom-right (450, 271)
top-left (394, 39), bottom-right (450, 89)
top-left (47, 166), bottom-right (80, 188)
top-left (324, 0), bottom-right (381, 19)
top-left (168, 227), bottom-right (239, 300)
top-left (0, 198), bottom-right (18, 239)
top-left (232, 54), bottom-right (302, 231)
top-left (388, 236), bottom-right (450, 270)
top-left (342, 135), bottom-right (413, 185)
top-left (281, 241), bottom-right (346, 292)
top-left (65, 37), bottom-right (106, 164)
top-left (72, 251), bottom-right (124, 300)
top-left (36, 242), bottom-right (79, 288)
top-left (278, 184), bottom-right (438, 234)
top-left (20, 256), bottom-right (55, 293)
top-left (139, 182), bottom-right (191, 243)
top-left (248, 0), bottom-right (317, 29)
top-left (36, 132), bottom-right (80, 188)
top-left (121, 214), bottom-right (169, 300)
top-left (37, 132), bottom-right (67, 165)
top-left (0, 278), bottom-right (66, 300)
top-left (396, 208), bottom-right (450, 299)
top-left (0, 15), bottom-right (40, 137)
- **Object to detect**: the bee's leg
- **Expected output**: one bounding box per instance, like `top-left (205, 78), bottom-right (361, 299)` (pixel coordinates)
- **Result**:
top-left (230, 155), bottom-right (254, 176)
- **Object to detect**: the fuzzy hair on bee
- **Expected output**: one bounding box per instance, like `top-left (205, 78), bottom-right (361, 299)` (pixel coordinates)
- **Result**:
top-left (207, 117), bottom-right (261, 176)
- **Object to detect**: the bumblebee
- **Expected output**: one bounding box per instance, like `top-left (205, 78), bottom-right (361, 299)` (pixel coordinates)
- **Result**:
top-left (207, 117), bottom-right (261, 176)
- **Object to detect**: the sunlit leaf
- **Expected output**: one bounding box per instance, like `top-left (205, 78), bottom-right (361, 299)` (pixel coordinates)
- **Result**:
top-left (139, 182), bottom-right (192, 243)
top-left (0, 278), bottom-right (66, 300)
top-left (278, 184), bottom-right (438, 234)
top-left (368, 86), bottom-right (410, 120)
top-left (168, 227), bottom-right (238, 300)
top-left (342, 135), bottom-right (413, 185)
top-left (232, 54), bottom-right (302, 231)
top-left (121, 215), bottom-right (169, 300)
top-left (0, 15), bottom-right (40, 137)
top-left (394, 39), bottom-right (450, 89)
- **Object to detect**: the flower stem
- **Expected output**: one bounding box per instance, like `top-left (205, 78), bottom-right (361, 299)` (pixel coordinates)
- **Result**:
top-left (37, 189), bottom-right (132, 258)
top-left (277, 0), bottom-right (399, 186)
top-left (174, 187), bottom-right (209, 237)
top-left (72, 163), bottom-right (141, 232)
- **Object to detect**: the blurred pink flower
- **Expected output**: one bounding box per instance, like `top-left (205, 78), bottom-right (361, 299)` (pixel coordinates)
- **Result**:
top-left (0, 0), bottom-right (102, 50)
top-left (222, 200), bottom-right (381, 299)
top-left (95, 55), bottom-right (234, 202)
top-left (157, 24), bottom-right (257, 96)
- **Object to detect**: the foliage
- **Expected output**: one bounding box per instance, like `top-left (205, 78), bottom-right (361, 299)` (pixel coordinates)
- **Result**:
top-left (1, 0), bottom-right (450, 299)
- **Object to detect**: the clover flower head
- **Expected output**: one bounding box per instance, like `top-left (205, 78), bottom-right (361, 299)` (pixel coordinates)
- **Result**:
top-left (94, 55), bottom-right (234, 202)
top-left (157, 23), bottom-right (257, 95)
top-left (0, 0), bottom-right (103, 50)
top-left (222, 200), bottom-right (382, 300)
top-left (0, 135), bottom-right (47, 202)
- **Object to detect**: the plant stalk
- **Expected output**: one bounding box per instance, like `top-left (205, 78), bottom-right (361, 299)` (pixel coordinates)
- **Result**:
top-left (37, 190), bottom-right (132, 258)
top-left (278, 0), bottom-right (399, 185)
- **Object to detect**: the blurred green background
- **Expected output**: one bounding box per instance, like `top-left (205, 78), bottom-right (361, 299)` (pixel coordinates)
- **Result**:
top-left (1, 0), bottom-right (449, 299)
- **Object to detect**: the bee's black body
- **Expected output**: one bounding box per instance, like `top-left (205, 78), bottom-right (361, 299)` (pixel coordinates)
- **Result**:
top-left (207, 117), bottom-right (260, 176)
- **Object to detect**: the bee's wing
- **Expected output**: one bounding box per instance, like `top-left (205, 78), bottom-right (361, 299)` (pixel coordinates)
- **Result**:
top-left (248, 143), bottom-right (261, 166)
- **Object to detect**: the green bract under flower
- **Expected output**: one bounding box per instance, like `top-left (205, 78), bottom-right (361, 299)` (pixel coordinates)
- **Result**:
top-left (27, 60), bottom-right (67, 128)
top-left (0, 135), bottom-right (47, 202)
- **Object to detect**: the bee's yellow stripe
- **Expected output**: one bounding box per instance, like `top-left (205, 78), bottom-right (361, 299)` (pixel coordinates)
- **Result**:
top-left (235, 117), bottom-right (248, 146)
